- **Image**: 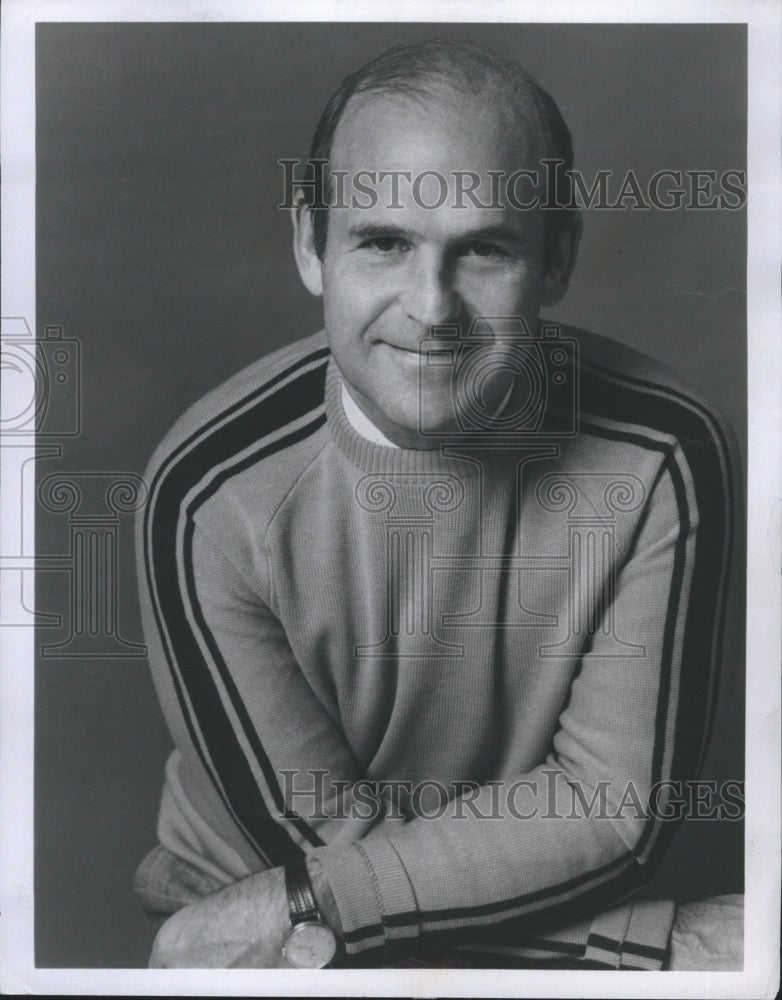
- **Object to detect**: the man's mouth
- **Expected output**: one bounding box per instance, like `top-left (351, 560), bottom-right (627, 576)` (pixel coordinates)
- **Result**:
top-left (381, 341), bottom-right (423, 361)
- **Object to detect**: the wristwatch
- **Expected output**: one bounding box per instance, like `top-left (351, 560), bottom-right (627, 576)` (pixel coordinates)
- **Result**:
top-left (282, 859), bottom-right (338, 968)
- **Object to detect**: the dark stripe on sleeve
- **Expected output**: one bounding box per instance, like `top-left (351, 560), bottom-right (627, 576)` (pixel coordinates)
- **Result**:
top-left (182, 414), bottom-right (328, 854)
top-left (587, 932), bottom-right (668, 961)
top-left (581, 362), bottom-right (734, 815)
top-left (145, 351), bottom-right (329, 863)
top-left (513, 936), bottom-right (587, 955)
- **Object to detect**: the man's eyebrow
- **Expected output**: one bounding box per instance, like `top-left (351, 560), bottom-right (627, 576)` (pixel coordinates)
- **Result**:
top-left (346, 222), bottom-right (525, 244)
top-left (454, 224), bottom-right (524, 245)
top-left (347, 223), bottom-right (417, 240)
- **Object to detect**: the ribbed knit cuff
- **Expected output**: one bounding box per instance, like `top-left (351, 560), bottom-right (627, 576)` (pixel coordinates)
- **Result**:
top-left (584, 898), bottom-right (676, 969)
top-left (312, 837), bottom-right (420, 957)
top-left (314, 831), bottom-right (675, 968)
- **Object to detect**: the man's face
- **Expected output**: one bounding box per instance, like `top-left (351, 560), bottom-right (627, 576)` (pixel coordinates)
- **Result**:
top-left (304, 89), bottom-right (563, 445)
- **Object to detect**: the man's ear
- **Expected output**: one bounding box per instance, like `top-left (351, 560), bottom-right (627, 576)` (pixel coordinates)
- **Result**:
top-left (291, 190), bottom-right (324, 297)
top-left (541, 211), bottom-right (582, 308)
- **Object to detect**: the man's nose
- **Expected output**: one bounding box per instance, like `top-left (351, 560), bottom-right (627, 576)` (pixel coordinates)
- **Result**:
top-left (402, 254), bottom-right (460, 328)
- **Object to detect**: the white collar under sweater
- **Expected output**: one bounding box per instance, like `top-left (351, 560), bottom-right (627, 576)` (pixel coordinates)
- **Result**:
top-left (341, 381), bottom-right (400, 449)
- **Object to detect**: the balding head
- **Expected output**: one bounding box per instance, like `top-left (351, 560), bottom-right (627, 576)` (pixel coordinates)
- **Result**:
top-left (304, 38), bottom-right (576, 265)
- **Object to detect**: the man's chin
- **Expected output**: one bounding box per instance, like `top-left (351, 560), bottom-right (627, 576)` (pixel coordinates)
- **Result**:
top-left (342, 375), bottom-right (460, 448)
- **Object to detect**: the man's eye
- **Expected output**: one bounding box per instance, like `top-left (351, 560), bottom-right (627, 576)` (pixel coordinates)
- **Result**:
top-left (468, 242), bottom-right (504, 258)
top-left (363, 237), bottom-right (407, 253)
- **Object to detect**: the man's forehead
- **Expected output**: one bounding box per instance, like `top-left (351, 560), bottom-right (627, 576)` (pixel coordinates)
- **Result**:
top-left (329, 88), bottom-right (543, 176)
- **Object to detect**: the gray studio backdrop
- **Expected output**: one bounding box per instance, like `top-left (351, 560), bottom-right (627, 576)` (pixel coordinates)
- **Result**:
top-left (34, 22), bottom-right (746, 967)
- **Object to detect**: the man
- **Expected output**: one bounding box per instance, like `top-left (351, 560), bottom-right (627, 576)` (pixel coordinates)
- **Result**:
top-left (134, 39), bottom-right (742, 969)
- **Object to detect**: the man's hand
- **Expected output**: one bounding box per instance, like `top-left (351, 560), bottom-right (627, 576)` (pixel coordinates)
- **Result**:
top-left (668, 894), bottom-right (744, 971)
top-left (149, 866), bottom-right (290, 968)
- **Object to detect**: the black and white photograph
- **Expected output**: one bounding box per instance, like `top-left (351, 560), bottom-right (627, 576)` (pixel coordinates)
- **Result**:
top-left (0, 1), bottom-right (779, 996)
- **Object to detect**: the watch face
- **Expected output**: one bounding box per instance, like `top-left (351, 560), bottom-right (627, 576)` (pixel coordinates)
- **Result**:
top-left (283, 921), bottom-right (337, 969)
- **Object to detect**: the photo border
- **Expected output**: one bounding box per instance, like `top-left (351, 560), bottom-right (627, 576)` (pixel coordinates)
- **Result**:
top-left (1, 1), bottom-right (779, 996)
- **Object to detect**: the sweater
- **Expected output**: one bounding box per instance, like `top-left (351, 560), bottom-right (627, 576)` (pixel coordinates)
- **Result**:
top-left (137, 324), bottom-right (741, 968)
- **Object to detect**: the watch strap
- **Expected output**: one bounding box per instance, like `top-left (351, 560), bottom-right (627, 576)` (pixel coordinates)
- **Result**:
top-left (285, 859), bottom-right (320, 926)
